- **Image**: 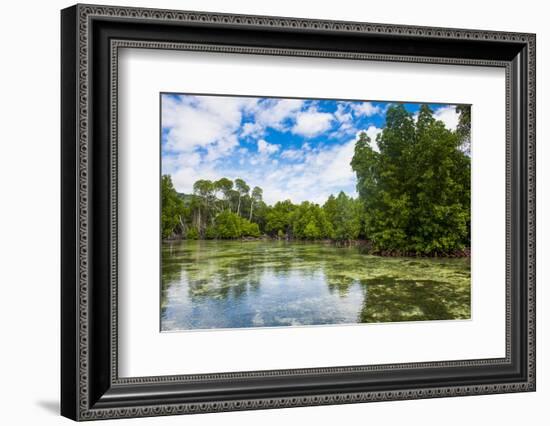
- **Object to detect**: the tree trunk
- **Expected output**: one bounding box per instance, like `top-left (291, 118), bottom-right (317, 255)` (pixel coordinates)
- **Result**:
top-left (237, 195), bottom-right (241, 216)
top-left (203, 199), bottom-right (208, 233)
top-left (249, 202), bottom-right (254, 221)
top-left (179, 215), bottom-right (186, 236)
top-left (197, 207), bottom-right (201, 233)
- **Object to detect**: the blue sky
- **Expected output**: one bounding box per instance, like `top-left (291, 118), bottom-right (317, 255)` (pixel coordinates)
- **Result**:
top-left (161, 94), bottom-right (460, 205)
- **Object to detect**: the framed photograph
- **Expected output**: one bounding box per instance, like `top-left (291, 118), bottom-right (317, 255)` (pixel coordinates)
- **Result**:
top-left (61, 4), bottom-right (536, 421)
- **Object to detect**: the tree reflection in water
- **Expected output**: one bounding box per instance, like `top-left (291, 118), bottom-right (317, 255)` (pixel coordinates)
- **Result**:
top-left (161, 240), bottom-right (470, 331)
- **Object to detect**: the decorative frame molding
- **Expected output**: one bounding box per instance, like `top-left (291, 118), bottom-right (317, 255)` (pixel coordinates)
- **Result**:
top-left (61, 4), bottom-right (536, 421)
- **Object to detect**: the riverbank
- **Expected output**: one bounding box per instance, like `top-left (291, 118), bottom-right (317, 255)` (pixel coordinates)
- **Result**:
top-left (163, 235), bottom-right (470, 258)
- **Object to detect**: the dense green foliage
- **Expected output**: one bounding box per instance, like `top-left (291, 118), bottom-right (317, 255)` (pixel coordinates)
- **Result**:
top-left (161, 175), bottom-right (186, 239)
top-left (161, 104), bottom-right (470, 255)
top-left (161, 175), bottom-right (360, 242)
top-left (456, 105), bottom-right (471, 155)
top-left (351, 104), bottom-right (470, 255)
top-left (323, 192), bottom-right (363, 241)
top-left (290, 202), bottom-right (333, 240)
top-left (206, 211), bottom-right (260, 239)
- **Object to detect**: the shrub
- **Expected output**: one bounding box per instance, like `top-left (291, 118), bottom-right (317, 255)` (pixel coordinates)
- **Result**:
top-left (207, 211), bottom-right (262, 239)
top-left (204, 226), bottom-right (217, 239)
top-left (186, 227), bottom-right (199, 240)
top-left (242, 221), bottom-right (260, 237)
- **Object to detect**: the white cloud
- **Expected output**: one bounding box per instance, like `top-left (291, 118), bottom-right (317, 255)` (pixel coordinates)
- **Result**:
top-left (365, 126), bottom-right (383, 152)
top-left (257, 139), bottom-right (280, 155)
top-left (226, 137), bottom-right (359, 205)
top-left (169, 137), bottom-right (359, 204)
top-left (162, 152), bottom-right (201, 175)
top-left (351, 102), bottom-right (381, 117)
top-left (412, 105), bottom-right (459, 131)
top-left (292, 108), bottom-right (334, 137)
top-left (162, 95), bottom-right (257, 193)
top-left (163, 96), bottom-right (465, 207)
top-left (334, 103), bottom-right (353, 124)
top-left (434, 105), bottom-right (460, 130)
top-left (238, 98), bottom-right (305, 139)
top-left (329, 103), bottom-right (357, 139)
top-left (280, 148), bottom-right (306, 161)
top-left (204, 134), bottom-right (239, 162)
top-left (257, 99), bottom-right (304, 129)
top-left (163, 95), bottom-right (361, 203)
top-left (249, 139), bottom-right (281, 166)
top-left (162, 95), bottom-right (256, 155)
top-left (170, 163), bottom-right (221, 194)
top-left (240, 121), bottom-right (262, 138)
top-left (277, 140), bottom-right (357, 204)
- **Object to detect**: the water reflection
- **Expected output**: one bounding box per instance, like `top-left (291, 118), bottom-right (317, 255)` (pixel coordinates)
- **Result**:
top-left (161, 240), bottom-right (470, 331)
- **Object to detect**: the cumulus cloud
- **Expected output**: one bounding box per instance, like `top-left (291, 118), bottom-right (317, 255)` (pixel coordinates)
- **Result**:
top-left (241, 98), bottom-right (305, 138)
top-left (230, 134), bottom-right (364, 205)
top-left (411, 105), bottom-right (459, 131)
top-left (329, 103), bottom-right (357, 138)
top-left (257, 139), bottom-right (280, 155)
top-left (248, 139), bottom-right (281, 166)
top-left (434, 105), bottom-right (460, 130)
top-left (292, 108), bottom-right (334, 137)
top-left (334, 103), bottom-right (353, 124)
top-left (256, 99), bottom-right (304, 129)
top-left (161, 95), bottom-right (396, 203)
top-left (356, 126), bottom-right (383, 152)
top-left (365, 125), bottom-right (382, 140)
top-left (240, 122), bottom-right (261, 138)
top-left (170, 161), bottom-right (221, 194)
top-left (280, 148), bottom-right (306, 161)
top-left (260, 139), bottom-right (357, 204)
top-left (351, 102), bottom-right (381, 117)
top-left (162, 95), bottom-right (256, 155)
top-left (162, 152), bottom-right (201, 175)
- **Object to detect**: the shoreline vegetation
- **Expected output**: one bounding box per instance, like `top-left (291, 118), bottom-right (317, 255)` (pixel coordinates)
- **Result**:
top-left (163, 236), bottom-right (471, 258)
top-left (162, 104), bottom-right (471, 257)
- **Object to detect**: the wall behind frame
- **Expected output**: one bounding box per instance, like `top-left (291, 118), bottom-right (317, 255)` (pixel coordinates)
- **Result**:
top-left (0, 0), bottom-right (546, 425)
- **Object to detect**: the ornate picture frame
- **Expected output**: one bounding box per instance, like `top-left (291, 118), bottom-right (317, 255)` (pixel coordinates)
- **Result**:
top-left (61, 4), bottom-right (535, 421)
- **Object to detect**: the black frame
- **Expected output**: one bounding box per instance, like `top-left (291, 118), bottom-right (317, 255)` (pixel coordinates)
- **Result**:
top-left (61, 4), bottom-right (536, 421)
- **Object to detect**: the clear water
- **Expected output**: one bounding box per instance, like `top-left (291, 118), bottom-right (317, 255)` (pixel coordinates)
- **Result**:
top-left (161, 240), bottom-right (470, 331)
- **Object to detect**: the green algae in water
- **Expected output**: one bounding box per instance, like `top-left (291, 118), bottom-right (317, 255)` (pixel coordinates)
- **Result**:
top-left (161, 240), bottom-right (470, 331)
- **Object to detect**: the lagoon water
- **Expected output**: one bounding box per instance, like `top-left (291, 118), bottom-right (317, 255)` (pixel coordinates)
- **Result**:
top-left (161, 240), bottom-right (470, 331)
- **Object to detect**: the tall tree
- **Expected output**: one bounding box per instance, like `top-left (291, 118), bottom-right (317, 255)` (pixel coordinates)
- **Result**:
top-left (350, 132), bottom-right (380, 205)
top-left (324, 191), bottom-right (362, 242)
top-left (265, 200), bottom-right (296, 236)
top-left (411, 105), bottom-right (470, 253)
top-left (351, 104), bottom-right (470, 254)
top-left (161, 175), bottom-right (185, 238)
top-left (456, 105), bottom-right (471, 155)
top-left (214, 178), bottom-right (234, 211)
top-left (193, 179), bottom-right (215, 234)
top-left (249, 186), bottom-right (263, 221)
top-left (291, 202), bottom-right (333, 240)
top-left (234, 178), bottom-right (250, 216)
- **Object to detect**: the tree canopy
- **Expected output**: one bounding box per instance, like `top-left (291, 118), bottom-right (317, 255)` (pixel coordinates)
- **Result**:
top-left (351, 104), bottom-right (470, 255)
top-left (161, 104), bottom-right (470, 256)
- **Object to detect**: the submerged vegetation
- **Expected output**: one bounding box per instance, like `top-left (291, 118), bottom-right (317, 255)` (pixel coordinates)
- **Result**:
top-left (162, 104), bottom-right (471, 256)
top-left (161, 240), bottom-right (471, 330)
